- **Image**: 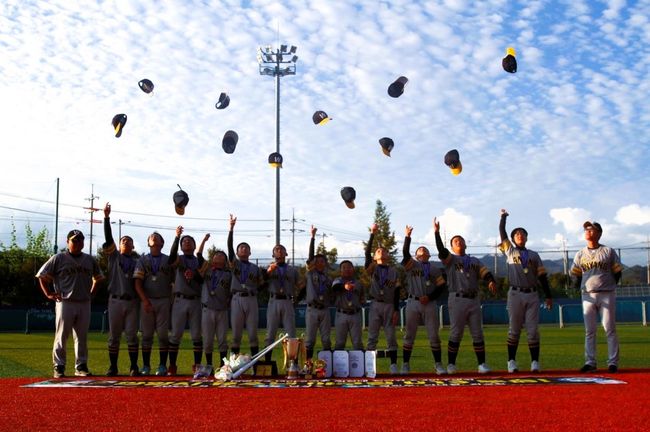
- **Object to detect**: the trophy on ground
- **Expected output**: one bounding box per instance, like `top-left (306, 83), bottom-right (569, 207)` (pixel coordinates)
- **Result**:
top-left (282, 337), bottom-right (304, 380)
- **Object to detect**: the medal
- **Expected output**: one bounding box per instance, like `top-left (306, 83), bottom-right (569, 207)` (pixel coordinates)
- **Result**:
top-left (319, 295), bottom-right (324, 301)
top-left (379, 290), bottom-right (384, 296)
top-left (425, 281), bottom-right (431, 287)
top-left (523, 268), bottom-right (529, 274)
top-left (347, 301), bottom-right (352, 307)
top-left (151, 276), bottom-right (157, 282)
top-left (210, 291), bottom-right (215, 296)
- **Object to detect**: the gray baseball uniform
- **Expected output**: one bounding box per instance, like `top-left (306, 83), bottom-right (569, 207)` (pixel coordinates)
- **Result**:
top-left (571, 244), bottom-right (622, 368)
top-left (36, 249), bottom-right (103, 373)
top-left (332, 276), bottom-right (364, 350)
top-left (264, 261), bottom-right (298, 349)
top-left (199, 262), bottom-right (232, 362)
top-left (303, 237), bottom-right (333, 357)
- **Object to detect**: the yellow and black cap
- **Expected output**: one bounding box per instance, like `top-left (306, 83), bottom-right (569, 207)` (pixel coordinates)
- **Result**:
top-left (387, 76), bottom-right (408, 98)
top-left (222, 130), bottom-right (238, 154)
top-left (67, 229), bottom-right (85, 241)
top-left (502, 47), bottom-right (517, 73)
top-left (215, 92), bottom-right (230, 110)
top-left (312, 110), bottom-right (331, 125)
top-left (112, 114), bottom-right (127, 138)
top-left (268, 152), bottom-right (283, 168)
top-left (173, 184), bottom-right (189, 216)
top-left (340, 186), bottom-right (356, 209)
top-left (379, 137), bottom-right (394, 157)
top-left (444, 149), bottom-right (462, 175)
top-left (138, 79), bottom-right (154, 94)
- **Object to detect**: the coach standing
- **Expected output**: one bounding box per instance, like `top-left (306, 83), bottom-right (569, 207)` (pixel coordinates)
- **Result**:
top-left (36, 229), bottom-right (104, 378)
top-left (571, 221), bottom-right (622, 373)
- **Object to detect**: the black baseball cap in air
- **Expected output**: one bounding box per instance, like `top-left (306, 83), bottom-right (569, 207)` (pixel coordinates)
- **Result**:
top-left (340, 187), bottom-right (356, 209)
top-left (173, 185), bottom-right (189, 216)
top-left (268, 152), bottom-right (283, 168)
top-left (138, 79), bottom-right (154, 94)
top-left (387, 76), bottom-right (408, 98)
top-left (312, 110), bottom-right (331, 125)
top-left (379, 137), bottom-right (394, 157)
top-left (222, 130), bottom-right (238, 154)
top-left (444, 149), bottom-right (462, 175)
top-left (112, 114), bottom-right (127, 138)
top-left (215, 92), bottom-right (230, 109)
top-left (502, 47), bottom-right (517, 73)
top-left (67, 229), bottom-right (85, 241)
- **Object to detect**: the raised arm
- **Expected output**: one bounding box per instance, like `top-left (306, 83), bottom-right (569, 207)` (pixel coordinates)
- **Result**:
top-left (401, 225), bottom-right (413, 266)
top-left (309, 225), bottom-right (316, 262)
top-left (227, 214), bottom-right (236, 262)
top-left (103, 202), bottom-right (114, 246)
top-left (499, 209), bottom-right (509, 242)
top-left (197, 233), bottom-right (210, 266)
top-left (434, 218), bottom-right (450, 260)
top-left (168, 225), bottom-right (182, 263)
top-left (365, 223), bottom-right (377, 269)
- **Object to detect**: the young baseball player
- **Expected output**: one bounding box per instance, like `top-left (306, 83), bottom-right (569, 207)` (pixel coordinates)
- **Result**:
top-left (133, 231), bottom-right (174, 376)
top-left (434, 218), bottom-right (497, 374)
top-left (304, 225), bottom-right (333, 360)
top-left (228, 214), bottom-right (263, 357)
top-left (195, 247), bottom-right (232, 377)
top-left (36, 229), bottom-right (104, 378)
top-left (401, 224), bottom-right (447, 375)
top-left (499, 209), bottom-right (553, 373)
top-left (167, 226), bottom-right (209, 375)
top-left (571, 221), bottom-right (623, 373)
top-left (103, 203), bottom-right (140, 376)
top-left (365, 223), bottom-right (400, 374)
top-left (332, 260), bottom-right (365, 351)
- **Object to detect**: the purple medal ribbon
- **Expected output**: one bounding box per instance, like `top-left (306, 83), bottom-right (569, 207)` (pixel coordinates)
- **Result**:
top-left (239, 261), bottom-right (250, 285)
top-left (120, 254), bottom-right (134, 275)
top-left (211, 269), bottom-right (223, 292)
top-left (519, 249), bottom-right (529, 270)
top-left (181, 255), bottom-right (197, 271)
top-left (150, 255), bottom-right (161, 275)
top-left (461, 255), bottom-right (471, 274)
top-left (422, 262), bottom-right (430, 281)
top-left (276, 264), bottom-right (286, 290)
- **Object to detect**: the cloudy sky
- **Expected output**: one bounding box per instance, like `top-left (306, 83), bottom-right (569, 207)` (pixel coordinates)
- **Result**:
top-left (1, 0), bottom-right (649, 266)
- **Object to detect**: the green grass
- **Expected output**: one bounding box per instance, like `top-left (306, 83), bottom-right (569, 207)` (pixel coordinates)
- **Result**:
top-left (1, 324), bottom-right (648, 377)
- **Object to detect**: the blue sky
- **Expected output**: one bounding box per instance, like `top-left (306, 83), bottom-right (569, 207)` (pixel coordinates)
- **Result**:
top-left (1, 0), bottom-right (649, 265)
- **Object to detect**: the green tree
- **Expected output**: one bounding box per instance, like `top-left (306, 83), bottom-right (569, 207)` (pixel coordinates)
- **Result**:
top-left (316, 242), bottom-right (338, 265)
top-left (362, 199), bottom-right (398, 261)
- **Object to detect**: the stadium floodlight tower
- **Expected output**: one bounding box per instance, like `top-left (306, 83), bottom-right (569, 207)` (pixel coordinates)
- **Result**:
top-left (258, 44), bottom-right (298, 246)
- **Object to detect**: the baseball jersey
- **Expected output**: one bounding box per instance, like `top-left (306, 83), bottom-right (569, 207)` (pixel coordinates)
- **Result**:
top-left (200, 267), bottom-right (232, 310)
top-left (403, 259), bottom-right (446, 297)
top-left (133, 253), bottom-right (173, 298)
top-left (442, 254), bottom-right (490, 295)
top-left (229, 259), bottom-right (262, 295)
top-left (36, 251), bottom-right (104, 301)
top-left (305, 270), bottom-right (333, 307)
top-left (366, 263), bottom-right (399, 304)
top-left (265, 263), bottom-right (299, 296)
top-left (332, 277), bottom-right (363, 310)
top-left (103, 242), bottom-right (136, 297)
top-left (571, 245), bottom-right (622, 293)
top-left (499, 239), bottom-right (546, 287)
top-left (172, 254), bottom-right (207, 296)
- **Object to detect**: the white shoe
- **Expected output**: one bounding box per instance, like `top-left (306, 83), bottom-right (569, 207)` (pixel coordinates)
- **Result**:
top-left (447, 363), bottom-right (457, 375)
top-left (400, 363), bottom-right (410, 375)
top-left (478, 363), bottom-right (491, 374)
top-left (531, 360), bottom-right (540, 373)
top-left (435, 362), bottom-right (447, 375)
top-left (389, 363), bottom-right (399, 374)
top-left (507, 359), bottom-right (519, 373)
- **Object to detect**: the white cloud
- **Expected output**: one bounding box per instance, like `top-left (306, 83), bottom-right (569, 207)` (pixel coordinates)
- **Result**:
top-left (615, 204), bottom-right (650, 226)
top-left (549, 208), bottom-right (591, 233)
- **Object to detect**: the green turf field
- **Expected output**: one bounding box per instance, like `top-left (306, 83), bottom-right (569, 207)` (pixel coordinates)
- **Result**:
top-left (1, 324), bottom-right (648, 377)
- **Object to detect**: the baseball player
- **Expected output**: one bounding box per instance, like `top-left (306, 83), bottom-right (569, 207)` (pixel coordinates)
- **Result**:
top-left (195, 247), bottom-right (232, 377)
top-left (133, 231), bottom-right (174, 376)
top-left (304, 225), bottom-right (333, 360)
top-left (263, 243), bottom-right (299, 361)
top-left (365, 223), bottom-right (400, 374)
top-left (401, 224), bottom-right (447, 375)
top-left (499, 209), bottom-right (553, 373)
top-left (103, 203), bottom-right (140, 376)
top-left (434, 218), bottom-right (497, 374)
top-left (36, 229), bottom-right (104, 378)
top-left (571, 221), bottom-right (622, 373)
top-left (228, 214), bottom-right (263, 357)
top-left (332, 260), bottom-right (365, 351)
top-left (167, 226), bottom-right (209, 375)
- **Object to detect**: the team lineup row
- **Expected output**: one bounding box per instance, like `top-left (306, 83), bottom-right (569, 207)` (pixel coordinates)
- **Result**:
top-left (36, 205), bottom-right (622, 378)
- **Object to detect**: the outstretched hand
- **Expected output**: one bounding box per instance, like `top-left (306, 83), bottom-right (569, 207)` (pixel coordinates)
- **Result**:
top-left (500, 209), bottom-right (509, 217)
top-left (229, 214), bottom-right (237, 229)
top-left (104, 202), bottom-right (111, 218)
top-left (405, 225), bottom-right (413, 237)
top-left (311, 225), bottom-right (317, 238)
top-left (433, 218), bottom-right (440, 233)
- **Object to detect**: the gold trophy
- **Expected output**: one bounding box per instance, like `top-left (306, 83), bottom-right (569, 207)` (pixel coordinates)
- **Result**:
top-left (282, 337), bottom-right (304, 380)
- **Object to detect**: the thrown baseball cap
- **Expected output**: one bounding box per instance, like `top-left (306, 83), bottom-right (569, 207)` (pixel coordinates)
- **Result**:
top-left (502, 47), bottom-right (517, 73)
top-left (387, 76), bottom-right (408, 98)
top-left (379, 137), bottom-right (394, 157)
top-left (67, 229), bottom-right (85, 241)
top-left (312, 110), bottom-right (331, 125)
top-left (222, 130), bottom-right (238, 154)
top-left (340, 186), bottom-right (356, 209)
top-left (112, 114), bottom-right (127, 138)
top-left (444, 149), bottom-right (463, 175)
top-left (268, 152), bottom-right (283, 168)
top-left (173, 184), bottom-right (189, 215)
top-left (583, 221), bottom-right (603, 232)
top-left (215, 92), bottom-right (230, 109)
top-left (138, 79), bottom-right (154, 94)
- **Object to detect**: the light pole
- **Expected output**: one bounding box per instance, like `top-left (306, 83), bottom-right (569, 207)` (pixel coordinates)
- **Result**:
top-left (258, 44), bottom-right (298, 246)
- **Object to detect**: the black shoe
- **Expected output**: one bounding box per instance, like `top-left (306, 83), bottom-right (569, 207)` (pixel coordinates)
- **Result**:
top-left (608, 365), bottom-right (618, 373)
top-left (580, 364), bottom-right (597, 373)
top-left (75, 363), bottom-right (92, 377)
top-left (106, 366), bottom-right (118, 377)
top-left (53, 365), bottom-right (65, 378)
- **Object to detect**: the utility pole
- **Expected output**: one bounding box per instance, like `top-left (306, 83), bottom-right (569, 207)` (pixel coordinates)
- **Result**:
top-left (493, 243), bottom-right (498, 276)
top-left (282, 209), bottom-right (304, 266)
top-left (646, 236), bottom-right (649, 285)
top-left (84, 185), bottom-right (100, 256)
top-left (54, 177), bottom-right (59, 253)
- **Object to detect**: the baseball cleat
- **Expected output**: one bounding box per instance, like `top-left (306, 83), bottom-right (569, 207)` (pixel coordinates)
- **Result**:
top-left (155, 365), bottom-right (168, 376)
top-left (129, 367), bottom-right (140, 377)
top-left (507, 359), bottom-right (519, 373)
top-left (446, 364), bottom-right (457, 375)
top-left (389, 363), bottom-right (399, 374)
top-left (74, 364), bottom-right (92, 377)
top-left (167, 365), bottom-right (177, 376)
top-left (193, 365), bottom-right (210, 379)
top-left (478, 363), bottom-right (491, 374)
top-left (53, 365), bottom-right (65, 378)
top-left (580, 364), bottom-right (597, 373)
top-left (140, 365), bottom-right (151, 376)
top-left (106, 366), bottom-right (118, 377)
top-left (434, 362), bottom-right (447, 375)
top-left (530, 360), bottom-right (540, 373)
top-left (400, 363), bottom-right (410, 375)
top-left (608, 365), bottom-right (618, 373)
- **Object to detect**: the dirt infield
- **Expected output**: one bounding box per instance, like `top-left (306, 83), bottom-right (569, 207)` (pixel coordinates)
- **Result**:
top-left (4, 370), bottom-right (650, 431)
